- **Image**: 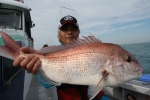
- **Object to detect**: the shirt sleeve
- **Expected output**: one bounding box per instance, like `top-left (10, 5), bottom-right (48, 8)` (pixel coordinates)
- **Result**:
top-left (100, 95), bottom-right (110, 100)
top-left (36, 73), bottom-right (54, 88)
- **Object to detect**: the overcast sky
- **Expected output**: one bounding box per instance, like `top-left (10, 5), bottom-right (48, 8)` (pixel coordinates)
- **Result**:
top-left (23, 0), bottom-right (150, 49)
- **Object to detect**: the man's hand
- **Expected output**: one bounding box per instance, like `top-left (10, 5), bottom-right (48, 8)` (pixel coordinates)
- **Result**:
top-left (13, 46), bottom-right (41, 74)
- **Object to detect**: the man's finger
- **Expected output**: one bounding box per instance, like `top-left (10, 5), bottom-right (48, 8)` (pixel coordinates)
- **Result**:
top-left (31, 60), bottom-right (41, 75)
top-left (13, 57), bottom-right (25, 66)
top-left (20, 46), bottom-right (36, 53)
top-left (20, 55), bottom-right (34, 69)
top-left (26, 56), bottom-right (40, 72)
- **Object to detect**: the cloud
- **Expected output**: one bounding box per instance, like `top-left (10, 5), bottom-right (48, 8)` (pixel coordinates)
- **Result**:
top-left (23, 0), bottom-right (150, 49)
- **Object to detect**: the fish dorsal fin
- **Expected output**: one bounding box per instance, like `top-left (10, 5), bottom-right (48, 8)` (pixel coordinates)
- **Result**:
top-left (36, 35), bottom-right (102, 54)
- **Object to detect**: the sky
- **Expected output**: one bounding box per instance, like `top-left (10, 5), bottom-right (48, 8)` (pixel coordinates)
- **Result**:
top-left (23, 0), bottom-right (150, 49)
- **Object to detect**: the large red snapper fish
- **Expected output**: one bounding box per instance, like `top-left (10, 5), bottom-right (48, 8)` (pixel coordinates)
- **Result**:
top-left (0, 31), bottom-right (142, 100)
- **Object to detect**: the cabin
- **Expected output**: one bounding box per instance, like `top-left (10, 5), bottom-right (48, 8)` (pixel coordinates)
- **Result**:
top-left (0, 0), bottom-right (34, 100)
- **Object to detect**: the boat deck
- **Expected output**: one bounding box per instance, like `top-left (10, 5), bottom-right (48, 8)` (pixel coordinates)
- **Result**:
top-left (105, 80), bottom-right (150, 100)
top-left (24, 74), bottom-right (150, 100)
top-left (24, 75), bottom-right (57, 100)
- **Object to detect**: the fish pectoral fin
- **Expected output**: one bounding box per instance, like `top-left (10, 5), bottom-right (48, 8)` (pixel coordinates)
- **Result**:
top-left (88, 70), bottom-right (109, 100)
top-left (37, 69), bottom-right (61, 86)
top-left (88, 82), bottom-right (104, 100)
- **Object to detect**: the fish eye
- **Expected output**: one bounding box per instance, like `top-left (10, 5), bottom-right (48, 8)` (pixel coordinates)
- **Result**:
top-left (125, 55), bottom-right (132, 62)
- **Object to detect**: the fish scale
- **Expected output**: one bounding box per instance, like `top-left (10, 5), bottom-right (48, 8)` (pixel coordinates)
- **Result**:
top-left (39, 51), bottom-right (101, 84)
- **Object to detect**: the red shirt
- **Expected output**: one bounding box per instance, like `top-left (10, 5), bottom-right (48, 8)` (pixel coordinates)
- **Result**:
top-left (57, 84), bottom-right (104, 100)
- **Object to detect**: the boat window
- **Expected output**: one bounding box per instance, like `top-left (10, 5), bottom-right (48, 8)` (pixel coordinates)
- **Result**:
top-left (0, 41), bottom-right (22, 92)
top-left (0, 9), bottom-right (22, 30)
top-left (2, 57), bottom-right (21, 90)
top-left (25, 17), bottom-right (31, 38)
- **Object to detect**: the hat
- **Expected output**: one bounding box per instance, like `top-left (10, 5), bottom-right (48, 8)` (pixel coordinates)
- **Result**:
top-left (58, 15), bottom-right (79, 29)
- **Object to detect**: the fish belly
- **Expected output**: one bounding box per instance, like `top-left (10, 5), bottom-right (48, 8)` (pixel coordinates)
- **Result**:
top-left (40, 54), bottom-right (104, 86)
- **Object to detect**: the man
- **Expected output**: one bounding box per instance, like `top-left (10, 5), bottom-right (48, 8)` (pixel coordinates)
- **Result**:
top-left (13, 15), bottom-right (105, 100)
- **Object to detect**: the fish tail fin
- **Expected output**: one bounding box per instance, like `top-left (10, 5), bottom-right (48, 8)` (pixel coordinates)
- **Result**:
top-left (0, 31), bottom-right (20, 60)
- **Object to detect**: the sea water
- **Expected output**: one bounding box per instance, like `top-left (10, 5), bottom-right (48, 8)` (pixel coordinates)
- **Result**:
top-left (121, 42), bottom-right (150, 75)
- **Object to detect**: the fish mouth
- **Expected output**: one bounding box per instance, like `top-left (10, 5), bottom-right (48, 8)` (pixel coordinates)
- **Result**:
top-left (134, 67), bottom-right (143, 76)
